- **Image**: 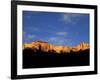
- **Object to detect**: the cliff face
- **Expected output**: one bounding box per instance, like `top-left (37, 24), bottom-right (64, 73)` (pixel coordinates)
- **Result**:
top-left (23, 41), bottom-right (89, 54)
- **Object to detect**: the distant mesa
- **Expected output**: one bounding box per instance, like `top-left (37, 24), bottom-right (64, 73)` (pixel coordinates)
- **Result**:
top-left (23, 40), bottom-right (89, 54)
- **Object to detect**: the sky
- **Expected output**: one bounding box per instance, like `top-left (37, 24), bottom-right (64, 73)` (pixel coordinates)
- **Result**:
top-left (23, 11), bottom-right (89, 46)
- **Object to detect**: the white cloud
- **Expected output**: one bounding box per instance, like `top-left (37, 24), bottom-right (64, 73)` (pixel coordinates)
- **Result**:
top-left (55, 32), bottom-right (67, 36)
top-left (26, 34), bottom-right (36, 40)
top-left (62, 13), bottom-right (80, 24)
top-left (48, 36), bottom-right (73, 46)
top-left (48, 37), bottom-right (57, 41)
top-left (32, 27), bottom-right (40, 31)
top-left (63, 14), bottom-right (72, 23)
top-left (48, 37), bottom-right (66, 45)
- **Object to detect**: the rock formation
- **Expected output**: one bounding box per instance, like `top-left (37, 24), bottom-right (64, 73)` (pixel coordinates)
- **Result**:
top-left (23, 41), bottom-right (89, 54)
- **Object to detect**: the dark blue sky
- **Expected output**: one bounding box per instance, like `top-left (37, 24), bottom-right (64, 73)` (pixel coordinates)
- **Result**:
top-left (23, 11), bottom-right (89, 46)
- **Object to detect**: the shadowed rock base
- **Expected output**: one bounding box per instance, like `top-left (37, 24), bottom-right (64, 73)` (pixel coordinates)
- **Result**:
top-left (23, 48), bottom-right (90, 68)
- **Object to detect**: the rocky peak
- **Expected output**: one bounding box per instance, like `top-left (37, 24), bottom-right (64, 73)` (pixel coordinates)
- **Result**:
top-left (76, 42), bottom-right (89, 50)
top-left (71, 42), bottom-right (89, 52)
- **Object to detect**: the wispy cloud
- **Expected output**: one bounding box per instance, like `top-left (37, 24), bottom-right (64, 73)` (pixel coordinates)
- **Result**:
top-left (48, 37), bottom-right (69, 46)
top-left (48, 37), bottom-right (57, 41)
top-left (48, 37), bottom-right (64, 45)
top-left (26, 34), bottom-right (36, 40)
top-left (62, 13), bottom-right (80, 24)
top-left (55, 32), bottom-right (67, 36)
top-left (63, 14), bottom-right (72, 23)
top-left (32, 27), bottom-right (40, 31)
top-left (47, 36), bottom-right (74, 46)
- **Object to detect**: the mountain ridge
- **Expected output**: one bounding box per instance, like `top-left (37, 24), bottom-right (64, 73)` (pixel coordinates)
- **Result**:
top-left (23, 40), bottom-right (89, 54)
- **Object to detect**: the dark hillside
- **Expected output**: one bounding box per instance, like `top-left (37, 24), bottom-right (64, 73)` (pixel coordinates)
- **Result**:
top-left (23, 48), bottom-right (89, 68)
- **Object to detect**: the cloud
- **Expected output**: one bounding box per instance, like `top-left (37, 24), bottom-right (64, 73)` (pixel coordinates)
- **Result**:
top-left (23, 31), bottom-right (26, 35)
top-left (24, 26), bottom-right (40, 33)
top-left (48, 37), bottom-right (57, 41)
top-left (26, 34), bottom-right (36, 40)
top-left (62, 13), bottom-right (80, 24)
top-left (55, 32), bottom-right (67, 36)
top-left (32, 27), bottom-right (40, 31)
top-left (26, 27), bottom-right (40, 32)
top-left (48, 37), bottom-right (67, 45)
top-left (48, 36), bottom-right (73, 46)
top-left (57, 40), bottom-right (65, 45)
top-left (63, 14), bottom-right (72, 23)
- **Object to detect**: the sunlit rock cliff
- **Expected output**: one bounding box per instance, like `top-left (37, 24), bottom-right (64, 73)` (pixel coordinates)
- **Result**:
top-left (23, 41), bottom-right (89, 54)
